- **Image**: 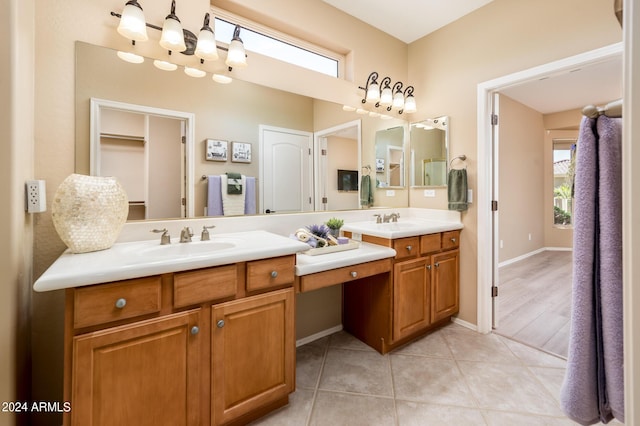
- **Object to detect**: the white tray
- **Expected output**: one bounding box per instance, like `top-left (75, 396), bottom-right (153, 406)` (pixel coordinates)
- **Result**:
top-left (302, 240), bottom-right (360, 256)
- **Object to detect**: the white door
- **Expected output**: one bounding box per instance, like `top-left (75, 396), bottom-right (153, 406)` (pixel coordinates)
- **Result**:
top-left (260, 126), bottom-right (313, 214)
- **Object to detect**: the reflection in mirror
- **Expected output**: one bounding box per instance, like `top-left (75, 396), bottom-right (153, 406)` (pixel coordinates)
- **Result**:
top-left (409, 116), bottom-right (449, 187)
top-left (375, 126), bottom-right (405, 188)
top-left (75, 42), bottom-right (407, 220)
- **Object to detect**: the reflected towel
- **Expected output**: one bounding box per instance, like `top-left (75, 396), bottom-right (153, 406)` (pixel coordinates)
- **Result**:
top-left (206, 175), bottom-right (223, 216)
top-left (447, 168), bottom-right (468, 211)
top-left (360, 175), bottom-right (373, 207)
top-left (244, 177), bottom-right (256, 215)
top-left (221, 174), bottom-right (246, 216)
top-left (226, 172), bottom-right (242, 194)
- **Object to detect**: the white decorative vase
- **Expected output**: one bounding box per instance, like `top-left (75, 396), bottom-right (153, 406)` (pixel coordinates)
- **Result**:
top-left (52, 174), bottom-right (129, 253)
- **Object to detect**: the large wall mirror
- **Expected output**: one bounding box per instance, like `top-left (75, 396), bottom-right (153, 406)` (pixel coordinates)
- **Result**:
top-left (75, 42), bottom-right (408, 220)
top-left (374, 126), bottom-right (405, 188)
top-left (409, 116), bottom-right (449, 187)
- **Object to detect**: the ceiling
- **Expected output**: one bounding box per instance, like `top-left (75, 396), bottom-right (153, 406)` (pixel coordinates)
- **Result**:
top-left (323, 0), bottom-right (622, 115)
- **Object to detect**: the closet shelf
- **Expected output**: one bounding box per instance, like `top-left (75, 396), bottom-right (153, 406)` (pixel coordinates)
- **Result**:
top-left (100, 132), bottom-right (146, 143)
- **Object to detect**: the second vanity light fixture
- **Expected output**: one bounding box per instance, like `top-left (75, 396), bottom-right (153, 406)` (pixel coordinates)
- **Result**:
top-left (359, 71), bottom-right (417, 114)
top-left (112, 0), bottom-right (247, 82)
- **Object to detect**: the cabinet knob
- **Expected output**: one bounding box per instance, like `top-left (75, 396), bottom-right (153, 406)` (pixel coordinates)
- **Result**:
top-left (451, 238), bottom-right (457, 243)
top-left (435, 262), bottom-right (440, 268)
top-left (217, 320), bottom-right (225, 328)
top-left (271, 271), bottom-right (278, 278)
top-left (115, 298), bottom-right (127, 309)
top-left (406, 245), bottom-right (413, 251)
top-left (350, 271), bottom-right (358, 278)
top-left (191, 326), bottom-right (200, 335)
top-left (426, 265), bottom-right (432, 270)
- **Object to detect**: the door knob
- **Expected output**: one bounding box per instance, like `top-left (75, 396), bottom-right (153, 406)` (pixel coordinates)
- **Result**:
top-left (217, 320), bottom-right (225, 328)
top-left (191, 326), bottom-right (200, 335)
top-left (271, 271), bottom-right (278, 278)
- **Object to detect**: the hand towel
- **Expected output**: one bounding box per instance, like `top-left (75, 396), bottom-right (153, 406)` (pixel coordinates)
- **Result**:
top-left (360, 175), bottom-right (373, 207)
top-left (244, 177), bottom-right (256, 215)
top-left (221, 174), bottom-right (246, 216)
top-left (447, 168), bottom-right (468, 211)
top-left (226, 172), bottom-right (243, 194)
top-left (206, 175), bottom-right (223, 216)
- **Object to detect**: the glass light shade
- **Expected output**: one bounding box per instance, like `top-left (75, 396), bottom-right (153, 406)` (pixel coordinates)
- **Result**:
top-left (212, 74), bottom-right (233, 84)
top-left (366, 82), bottom-right (380, 102)
top-left (153, 60), bottom-right (177, 71)
top-left (225, 39), bottom-right (247, 68)
top-left (380, 87), bottom-right (393, 106)
top-left (356, 108), bottom-right (368, 115)
top-left (160, 17), bottom-right (186, 52)
top-left (368, 111), bottom-right (380, 118)
top-left (195, 29), bottom-right (218, 61)
top-left (342, 105), bottom-right (356, 112)
top-left (117, 2), bottom-right (148, 42)
top-left (116, 51), bottom-right (144, 64)
top-left (404, 95), bottom-right (417, 113)
top-left (184, 66), bottom-right (206, 78)
top-left (392, 91), bottom-right (405, 109)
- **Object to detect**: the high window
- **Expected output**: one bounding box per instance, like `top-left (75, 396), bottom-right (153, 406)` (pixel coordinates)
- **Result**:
top-left (552, 138), bottom-right (576, 227)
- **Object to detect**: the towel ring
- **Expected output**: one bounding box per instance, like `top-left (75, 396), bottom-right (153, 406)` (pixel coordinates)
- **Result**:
top-left (449, 155), bottom-right (467, 169)
top-left (362, 165), bottom-right (371, 176)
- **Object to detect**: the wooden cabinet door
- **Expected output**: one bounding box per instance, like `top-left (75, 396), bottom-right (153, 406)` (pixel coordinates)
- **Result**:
top-left (393, 257), bottom-right (431, 341)
top-left (72, 309), bottom-right (202, 426)
top-left (211, 288), bottom-right (294, 426)
top-left (431, 250), bottom-right (460, 322)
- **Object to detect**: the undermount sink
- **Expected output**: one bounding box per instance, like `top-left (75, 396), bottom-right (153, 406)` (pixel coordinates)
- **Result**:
top-left (138, 239), bottom-right (236, 258)
top-left (342, 219), bottom-right (463, 239)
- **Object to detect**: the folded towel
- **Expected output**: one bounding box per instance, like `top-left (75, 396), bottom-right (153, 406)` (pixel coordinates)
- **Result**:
top-left (360, 175), bottom-right (373, 207)
top-left (221, 174), bottom-right (246, 216)
top-left (447, 168), bottom-right (468, 211)
top-left (226, 172), bottom-right (243, 194)
top-left (244, 177), bottom-right (256, 215)
top-left (206, 175), bottom-right (223, 216)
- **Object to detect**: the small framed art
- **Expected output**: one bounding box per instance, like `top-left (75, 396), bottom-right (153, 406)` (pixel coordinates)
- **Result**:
top-left (231, 142), bottom-right (252, 163)
top-left (206, 139), bottom-right (228, 162)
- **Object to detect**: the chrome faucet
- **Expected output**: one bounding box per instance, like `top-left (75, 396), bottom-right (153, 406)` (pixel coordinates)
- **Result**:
top-left (151, 228), bottom-right (171, 245)
top-left (180, 227), bottom-right (194, 243)
top-left (201, 225), bottom-right (215, 241)
top-left (383, 212), bottom-right (400, 223)
top-left (373, 214), bottom-right (382, 224)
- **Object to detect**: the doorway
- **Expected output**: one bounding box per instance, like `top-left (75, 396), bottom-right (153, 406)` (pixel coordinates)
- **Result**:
top-left (476, 43), bottom-right (623, 335)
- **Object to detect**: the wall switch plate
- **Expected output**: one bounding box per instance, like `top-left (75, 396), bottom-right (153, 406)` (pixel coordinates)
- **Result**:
top-left (386, 190), bottom-right (395, 197)
top-left (423, 189), bottom-right (436, 197)
top-left (467, 189), bottom-right (473, 203)
top-left (25, 180), bottom-right (47, 213)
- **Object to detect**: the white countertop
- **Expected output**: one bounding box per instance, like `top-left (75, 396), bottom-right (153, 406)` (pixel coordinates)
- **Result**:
top-left (295, 242), bottom-right (396, 276)
top-left (342, 219), bottom-right (463, 239)
top-left (34, 230), bottom-right (310, 292)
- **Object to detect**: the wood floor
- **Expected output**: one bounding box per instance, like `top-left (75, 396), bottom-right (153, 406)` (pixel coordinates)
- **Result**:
top-left (494, 250), bottom-right (573, 358)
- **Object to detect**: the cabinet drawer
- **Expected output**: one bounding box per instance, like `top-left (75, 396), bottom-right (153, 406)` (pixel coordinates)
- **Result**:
top-left (299, 258), bottom-right (391, 293)
top-left (393, 237), bottom-right (420, 260)
top-left (174, 264), bottom-right (237, 308)
top-left (73, 276), bottom-right (162, 329)
top-left (246, 255), bottom-right (295, 292)
top-left (420, 233), bottom-right (441, 254)
top-left (442, 230), bottom-right (461, 250)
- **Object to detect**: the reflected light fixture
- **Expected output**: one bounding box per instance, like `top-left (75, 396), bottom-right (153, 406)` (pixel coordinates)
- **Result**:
top-left (359, 71), bottom-right (417, 114)
top-left (194, 13), bottom-right (218, 62)
top-left (153, 59), bottom-right (177, 71)
top-left (403, 86), bottom-right (416, 113)
top-left (116, 50), bottom-right (144, 64)
top-left (212, 73), bottom-right (233, 84)
top-left (159, 0), bottom-right (186, 52)
top-left (184, 66), bottom-right (206, 78)
top-left (225, 25), bottom-right (247, 69)
top-left (117, 0), bottom-right (148, 41)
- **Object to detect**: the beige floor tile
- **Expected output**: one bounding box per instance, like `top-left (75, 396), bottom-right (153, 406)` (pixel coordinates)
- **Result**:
top-left (329, 330), bottom-right (377, 352)
top-left (483, 410), bottom-right (575, 425)
top-left (444, 328), bottom-right (521, 364)
top-left (499, 336), bottom-right (567, 368)
top-left (296, 342), bottom-right (328, 389)
top-left (319, 348), bottom-right (393, 396)
top-left (394, 329), bottom-right (453, 359)
top-left (309, 391), bottom-right (396, 426)
top-left (391, 354), bottom-right (476, 407)
top-left (249, 388), bottom-right (315, 426)
top-left (396, 400), bottom-right (487, 425)
top-left (457, 361), bottom-right (564, 417)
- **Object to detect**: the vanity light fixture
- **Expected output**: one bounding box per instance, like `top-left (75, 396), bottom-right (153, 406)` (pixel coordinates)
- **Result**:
top-left (225, 25), bottom-right (247, 69)
top-left (117, 0), bottom-right (148, 42)
top-left (194, 13), bottom-right (218, 62)
top-left (359, 71), bottom-right (417, 114)
top-left (159, 0), bottom-right (187, 53)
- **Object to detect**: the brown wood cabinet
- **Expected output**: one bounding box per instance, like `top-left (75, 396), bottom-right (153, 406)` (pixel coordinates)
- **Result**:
top-left (63, 255), bottom-right (296, 426)
top-left (343, 229), bottom-right (461, 354)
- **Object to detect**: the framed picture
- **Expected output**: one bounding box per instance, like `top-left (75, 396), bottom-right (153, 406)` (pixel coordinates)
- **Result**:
top-left (376, 158), bottom-right (385, 172)
top-left (231, 142), bottom-right (252, 163)
top-left (206, 139), bottom-right (228, 162)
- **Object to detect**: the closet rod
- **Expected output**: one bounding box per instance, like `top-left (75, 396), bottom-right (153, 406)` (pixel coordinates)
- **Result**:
top-left (582, 99), bottom-right (622, 118)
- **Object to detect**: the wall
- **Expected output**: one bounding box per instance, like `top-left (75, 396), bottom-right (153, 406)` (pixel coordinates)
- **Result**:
top-left (327, 136), bottom-right (359, 211)
top-left (498, 95), bottom-right (545, 262)
top-left (2, 0), bottom-right (35, 425)
top-left (407, 0), bottom-right (622, 324)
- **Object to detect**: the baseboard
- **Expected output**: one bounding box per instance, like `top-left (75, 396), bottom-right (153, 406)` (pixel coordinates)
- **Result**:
top-left (451, 316), bottom-right (478, 332)
top-left (296, 324), bottom-right (343, 347)
top-left (499, 246), bottom-right (573, 268)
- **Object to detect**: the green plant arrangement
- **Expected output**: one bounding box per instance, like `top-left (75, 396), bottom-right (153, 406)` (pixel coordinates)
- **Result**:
top-left (325, 217), bottom-right (344, 238)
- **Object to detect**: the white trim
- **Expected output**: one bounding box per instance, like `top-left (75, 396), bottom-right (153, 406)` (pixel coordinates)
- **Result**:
top-left (296, 325), bottom-right (343, 347)
top-left (89, 98), bottom-right (196, 218)
top-left (451, 317), bottom-right (477, 332)
top-left (476, 43), bottom-right (623, 334)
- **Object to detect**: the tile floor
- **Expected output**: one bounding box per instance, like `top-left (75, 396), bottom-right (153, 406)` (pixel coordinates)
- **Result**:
top-left (251, 322), bottom-right (623, 426)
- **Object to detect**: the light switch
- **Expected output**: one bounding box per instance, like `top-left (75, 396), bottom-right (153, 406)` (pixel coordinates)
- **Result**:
top-left (467, 189), bottom-right (473, 203)
top-left (386, 190), bottom-right (395, 197)
top-left (423, 189), bottom-right (435, 197)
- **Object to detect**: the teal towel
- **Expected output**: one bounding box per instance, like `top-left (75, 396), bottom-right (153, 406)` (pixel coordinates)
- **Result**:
top-left (360, 175), bottom-right (373, 207)
top-left (448, 168), bottom-right (468, 211)
top-left (226, 172), bottom-right (242, 195)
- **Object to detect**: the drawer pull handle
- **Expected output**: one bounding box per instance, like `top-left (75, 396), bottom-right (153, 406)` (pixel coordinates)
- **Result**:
top-left (406, 245), bottom-right (413, 251)
top-left (217, 320), bottom-right (225, 328)
top-left (115, 298), bottom-right (127, 309)
top-left (271, 271), bottom-right (278, 278)
top-left (435, 262), bottom-right (440, 268)
top-left (350, 271), bottom-right (358, 278)
top-left (426, 265), bottom-right (432, 270)
top-left (451, 238), bottom-right (457, 243)
top-left (191, 326), bottom-right (200, 335)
